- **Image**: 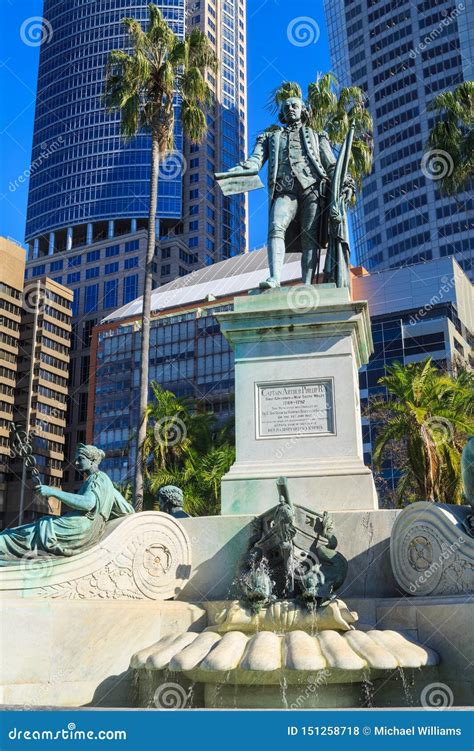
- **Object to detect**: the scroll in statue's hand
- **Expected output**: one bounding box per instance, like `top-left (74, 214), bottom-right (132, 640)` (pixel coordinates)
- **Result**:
top-left (223, 163), bottom-right (258, 175)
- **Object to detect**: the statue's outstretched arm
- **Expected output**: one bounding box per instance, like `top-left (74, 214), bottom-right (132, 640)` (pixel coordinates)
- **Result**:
top-left (229, 132), bottom-right (269, 173)
top-left (36, 484), bottom-right (95, 512)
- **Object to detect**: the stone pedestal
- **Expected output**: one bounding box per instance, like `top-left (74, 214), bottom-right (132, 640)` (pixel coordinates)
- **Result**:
top-left (216, 285), bottom-right (378, 515)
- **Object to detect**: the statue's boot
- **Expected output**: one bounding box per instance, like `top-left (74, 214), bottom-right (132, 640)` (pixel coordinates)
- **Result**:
top-left (260, 235), bottom-right (285, 290)
top-left (259, 277), bottom-right (280, 289)
top-left (302, 246), bottom-right (320, 285)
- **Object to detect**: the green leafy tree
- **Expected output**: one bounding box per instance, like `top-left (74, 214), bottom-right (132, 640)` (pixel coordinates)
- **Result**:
top-left (370, 359), bottom-right (474, 505)
top-left (269, 73), bottom-right (373, 193)
top-left (104, 4), bottom-right (217, 511)
top-left (427, 81), bottom-right (474, 195)
top-left (142, 382), bottom-right (235, 516)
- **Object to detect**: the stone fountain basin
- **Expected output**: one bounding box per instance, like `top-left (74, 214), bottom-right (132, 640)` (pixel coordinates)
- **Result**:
top-left (132, 627), bottom-right (439, 686)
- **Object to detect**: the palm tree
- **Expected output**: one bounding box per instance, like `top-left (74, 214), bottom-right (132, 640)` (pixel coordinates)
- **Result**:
top-left (370, 359), bottom-right (474, 505)
top-left (269, 73), bottom-right (373, 194)
top-left (142, 382), bottom-right (235, 515)
top-left (104, 4), bottom-right (217, 511)
top-left (427, 81), bottom-right (474, 195)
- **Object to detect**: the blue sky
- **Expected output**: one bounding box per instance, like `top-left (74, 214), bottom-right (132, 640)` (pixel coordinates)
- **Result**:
top-left (0, 0), bottom-right (332, 250)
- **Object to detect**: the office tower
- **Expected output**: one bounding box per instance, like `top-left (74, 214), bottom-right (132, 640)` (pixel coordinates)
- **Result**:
top-left (0, 239), bottom-right (73, 527)
top-left (25, 0), bottom-right (247, 487)
top-left (324, 0), bottom-right (474, 279)
top-left (0, 239), bottom-right (26, 524)
top-left (88, 251), bottom-right (473, 498)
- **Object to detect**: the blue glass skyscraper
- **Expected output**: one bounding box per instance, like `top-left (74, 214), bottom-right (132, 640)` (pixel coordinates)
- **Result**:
top-left (25, 0), bottom-right (248, 489)
top-left (26, 0), bottom-right (185, 252)
top-left (324, 0), bottom-right (473, 281)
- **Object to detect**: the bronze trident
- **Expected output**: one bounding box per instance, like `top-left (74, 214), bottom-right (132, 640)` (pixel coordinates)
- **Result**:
top-left (10, 423), bottom-right (42, 487)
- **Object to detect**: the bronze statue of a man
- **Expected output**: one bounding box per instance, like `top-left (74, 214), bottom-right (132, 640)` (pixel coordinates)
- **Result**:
top-left (217, 96), bottom-right (355, 289)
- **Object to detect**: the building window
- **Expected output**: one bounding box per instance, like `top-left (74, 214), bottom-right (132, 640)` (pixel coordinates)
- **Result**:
top-left (189, 220), bottom-right (199, 231)
top-left (84, 284), bottom-right (99, 313)
top-left (86, 267), bottom-right (99, 279)
top-left (161, 264), bottom-right (170, 276)
top-left (105, 262), bottom-right (119, 274)
top-left (32, 265), bottom-right (45, 277)
top-left (83, 319), bottom-right (96, 346)
top-left (123, 274), bottom-right (138, 304)
top-left (188, 237), bottom-right (199, 248)
top-left (80, 355), bottom-right (90, 383)
top-left (105, 245), bottom-right (120, 258)
top-left (71, 288), bottom-right (80, 317)
top-left (124, 256), bottom-right (138, 270)
top-left (67, 272), bottom-right (80, 284)
top-left (86, 250), bottom-right (100, 262)
top-left (190, 158), bottom-right (199, 168)
top-left (67, 255), bottom-right (81, 268)
top-left (189, 189), bottom-right (199, 200)
top-left (78, 393), bottom-right (88, 423)
top-left (50, 259), bottom-right (63, 272)
top-left (161, 247), bottom-right (171, 259)
top-left (103, 279), bottom-right (118, 309)
top-left (125, 239), bottom-right (139, 253)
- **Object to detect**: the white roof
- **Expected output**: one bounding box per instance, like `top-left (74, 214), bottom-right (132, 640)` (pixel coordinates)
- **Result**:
top-left (102, 248), bottom-right (309, 322)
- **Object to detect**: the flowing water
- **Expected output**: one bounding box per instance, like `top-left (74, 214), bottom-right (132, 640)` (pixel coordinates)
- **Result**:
top-left (361, 669), bottom-right (374, 707)
top-left (280, 674), bottom-right (289, 709)
top-left (397, 666), bottom-right (414, 705)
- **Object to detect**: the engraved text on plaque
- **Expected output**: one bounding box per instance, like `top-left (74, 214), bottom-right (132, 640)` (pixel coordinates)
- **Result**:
top-left (256, 379), bottom-right (335, 439)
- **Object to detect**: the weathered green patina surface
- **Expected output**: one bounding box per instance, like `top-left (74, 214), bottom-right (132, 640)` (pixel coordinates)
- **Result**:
top-left (0, 444), bottom-right (134, 564)
top-left (216, 94), bottom-right (355, 289)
